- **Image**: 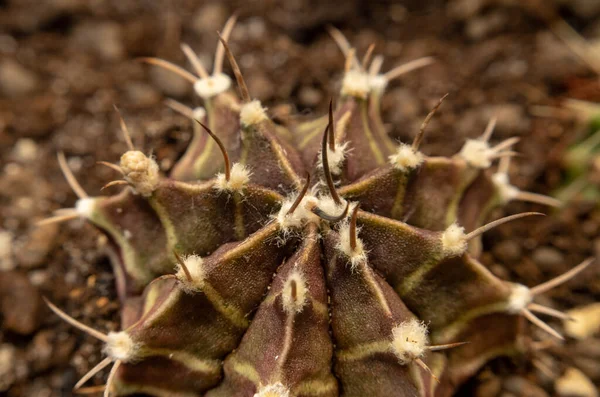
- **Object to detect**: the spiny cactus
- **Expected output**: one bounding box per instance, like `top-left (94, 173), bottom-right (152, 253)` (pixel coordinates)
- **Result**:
top-left (40, 16), bottom-right (594, 397)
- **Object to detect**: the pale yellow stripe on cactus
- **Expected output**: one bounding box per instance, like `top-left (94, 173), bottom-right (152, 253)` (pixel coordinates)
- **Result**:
top-left (335, 110), bottom-right (352, 142)
top-left (229, 357), bottom-right (262, 385)
top-left (360, 101), bottom-right (385, 164)
top-left (116, 383), bottom-right (199, 397)
top-left (270, 140), bottom-right (303, 189)
top-left (90, 203), bottom-right (155, 287)
top-left (336, 340), bottom-right (391, 361)
top-left (148, 196), bottom-right (180, 260)
top-left (142, 283), bottom-right (164, 315)
top-left (444, 167), bottom-right (479, 228)
top-left (293, 377), bottom-right (338, 396)
top-left (191, 100), bottom-right (218, 177)
top-left (431, 301), bottom-right (508, 344)
top-left (298, 125), bottom-right (326, 149)
top-left (368, 94), bottom-right (396, 153)
top-left (202, 282), bottom-right (250, 329)
top-left (221, 222), bottom-right (280, 263)
top-left (171, 180), bottom-right (215, 194)
top-left (397, 256), bottom-right (445, 297)
top-left (298, 117), bottom-right (328, 149)
top-left (145, 348), bottom-right (222, 374)
top-left (361, 264), bottom-right (392, 317)
top-left (233, 194), bottom-right (246, 240)
top-left (390, 173), bottom-right (409, 220)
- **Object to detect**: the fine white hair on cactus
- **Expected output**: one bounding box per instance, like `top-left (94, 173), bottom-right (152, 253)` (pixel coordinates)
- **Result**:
top-left (317, 195), bottom-right (349, 219)
top-left (336, 218), bottom-right (367, 269)
top-left (282, 270), bottom-right (308, 315)
top-left (369, 74), bottom-right (388, 94)
top-left (240, 99), bottom-right (268, 127)
top-left (275, 194), bottom-right (320, 232)
top-left (341, 70), bottom-right (371, 99)
top-left (105, 331), bottom-right (139, 362)
top-left (193, 73), bottom-right (232, 99)
top-left (390, 319), bottom-right (429, 364)
top-left (458, 118), bottom-right (520, 169)
top-left (492, 158), bottom-right (562, 208)
top-left (175, 254), bottom-right (206, 293)
top-left (214, 163), bottom-right (251, 192)
top-left (120, 151), bottom-right (160, 197)
top-left (458, 139), bottom-right (495, 169)
top-left (254, 383), bottom-right (290, 397)
top-left (192, 106), bottom-right (207, 121)
top-left (441, 223), bottom-right (467, 257)
top-left (75, 198), bottom-right (96, 219)
top-left (42, 298), bottom-right (138, 393)
top-left (492, 172), bottom-right (520, 203)
top-left (505, 283), bottom-right (532, 314)
top-left (500, 258), bottom-right (594, 341)
top-left (317, 141), bottom-right (350, 175)
top-left (389, 144), bottom-right (425, 172)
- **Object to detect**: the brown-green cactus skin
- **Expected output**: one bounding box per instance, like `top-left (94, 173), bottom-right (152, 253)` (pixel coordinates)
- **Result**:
top-left (42, 18), bottom-right (594, 397)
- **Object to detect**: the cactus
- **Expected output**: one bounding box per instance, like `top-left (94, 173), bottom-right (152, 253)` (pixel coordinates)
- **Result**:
top-left (40, 17), bottom-right (594, 397)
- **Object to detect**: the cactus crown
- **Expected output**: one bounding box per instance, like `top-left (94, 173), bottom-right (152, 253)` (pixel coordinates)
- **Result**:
top-left (41, 16), bottom-right (594, 397)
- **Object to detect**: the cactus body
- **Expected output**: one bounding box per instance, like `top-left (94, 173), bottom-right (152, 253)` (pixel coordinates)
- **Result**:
top-left (43, 19), bottom-right (593, 397)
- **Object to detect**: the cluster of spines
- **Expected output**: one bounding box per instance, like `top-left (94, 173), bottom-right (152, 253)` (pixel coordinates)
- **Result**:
top-left (39, 16), bottom-right (594, 397)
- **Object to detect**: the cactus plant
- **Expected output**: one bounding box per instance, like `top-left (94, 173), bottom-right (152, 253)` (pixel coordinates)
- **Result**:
top-left (39, 17), bottom-right (594, 397)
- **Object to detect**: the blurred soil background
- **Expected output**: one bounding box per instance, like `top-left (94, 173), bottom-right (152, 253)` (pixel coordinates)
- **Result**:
top-left (0, 0), bottom-right (599, 396)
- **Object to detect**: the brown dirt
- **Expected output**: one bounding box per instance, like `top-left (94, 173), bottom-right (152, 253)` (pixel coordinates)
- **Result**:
top-left (0, 0), bottom-right (598, 396)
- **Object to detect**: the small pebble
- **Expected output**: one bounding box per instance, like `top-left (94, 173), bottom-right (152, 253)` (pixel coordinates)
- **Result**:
top-left (0, 59), bottom-right (39, 98)
top-left (0, 230), bottom-right (14, 271)
top-left (298, 86), bottom-right (322, 107)
top-left (0, 344), bottom-right (16, 392)
top-left (27, 330), bottom-right (76, 373)
top-left (492, 239), bottom-right (522, 264)
top-left (72, 21), bottom-right (124, 61)
top-left (503, 375), bottom-right (548, 397)
top-left (532, 247), bottom-right (565, 273)
top-left (0, 271), bottom-right (44, 334)
top-left (555, 367), bottom-right (598, 397)
top-left (564, 303), bottom-right (600, 340)
top-left (12, 138), bottom-right (39, 162)
top-left (191, 3), bottom-right (227, 35)
top-left (16, 223), bottom-right (59, 269)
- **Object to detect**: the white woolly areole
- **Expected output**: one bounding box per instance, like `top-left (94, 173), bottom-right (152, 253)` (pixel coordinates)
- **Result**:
top-left (389, 144), bottom-right (424, 172)
top-left (254, 383), bottom-right (290, 397)
top-left (214, 163), bottom-right (251, 193)
top-left (341, 70), bottom-right (371, 99)
top-left (75, 198), bottom-right (96, 218)
top-left (390, 319), bottom-right (429, 364)
top-left (318, 142), bottom-right (350, 175)
top-left (175, 254), bottom-right (205, 293)
top-left (104, 332), bottom-right (138, 362)
top-left (317, 195), bottom-right (350, 219)
top-left (240, 100), bottom-right (268, 127)
top-left (336, 219), bottom-right (367, 270)
top-left (275, 194), bottom-right (320, 232)
top-left (369, 74), bottom-right (388, 94)
top-left (193, 73), bottom-right (231, 99)
top-left (506, 283), bottom-right (532, 314)
top-left (120, 151), bottom-right (160, 197)
top-left (441, 223), bottom-right (467, 257)
top-left (281, 270), bottom-right (308, 315)
top-left (192, 106), bottom-right (207, 121)
top-left (492, 172), bottom-right (519, 203)
top-left (458, 139), bottom-right (494, 169)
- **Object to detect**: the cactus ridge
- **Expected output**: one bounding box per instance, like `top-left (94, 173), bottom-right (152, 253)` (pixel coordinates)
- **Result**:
top-left (42, 16), bottom-right (594, 397)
